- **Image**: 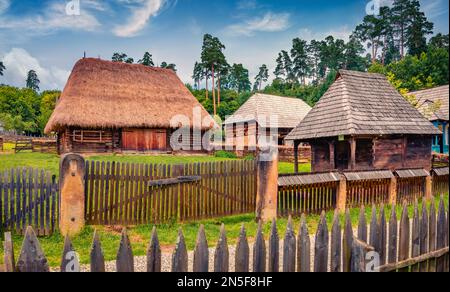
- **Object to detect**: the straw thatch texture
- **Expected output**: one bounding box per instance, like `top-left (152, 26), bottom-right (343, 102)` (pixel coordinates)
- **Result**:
top-left (45, 58), bottom-right (215, 133)
top-left (286, 70), bottom-right (441, 141)
top-left (224, 93), bottom-right (312, 128)
top-left (411, 85), bottom-right (449, 121)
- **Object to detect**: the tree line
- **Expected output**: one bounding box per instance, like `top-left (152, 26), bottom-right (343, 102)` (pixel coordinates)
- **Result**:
top-left (189, 0), bottom-right (449, 117)
top-left (111, 52), bottom-right (177, 72)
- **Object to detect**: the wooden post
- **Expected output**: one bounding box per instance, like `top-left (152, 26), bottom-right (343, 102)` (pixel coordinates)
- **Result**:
top-left (329, 141), bottom-right (335, 170)
top-left (388, 176), bottom-right (398, 205)
top-left (3, 232), bottom-right (15, 272)
top-left (350, 137), bottom-right (356, 170)
top-left (255, 146), bottom-right (279, 223)
top-left (425, 174), bottom-right (433, 201)
top-left (294, 141), bottom-right (300, 174)
top-left (337, 174), bottom-right (347, 212)
top-left (350, 238), bottom-right (375, 272)
top-left (59, 153), bottom-right (86, 237)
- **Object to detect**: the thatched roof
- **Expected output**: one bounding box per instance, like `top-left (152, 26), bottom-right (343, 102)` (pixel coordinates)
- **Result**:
top-left (224, 93), bottom-right (312, 128)
top-left (411, 85), bottom-right (449, 121)
top-left (45, 58), bottom-right (215, 133)
top-left (286, 70), bottom-right (441, 141)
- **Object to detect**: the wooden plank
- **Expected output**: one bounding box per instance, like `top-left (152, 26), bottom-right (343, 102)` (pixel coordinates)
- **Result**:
top-left (398, 203), bottom-right (410, 272)
top-left (61, 235), bottom-right (78, 272)
top-left (388, 205), bottom-right (398, 264)
top-left (358, 206), bottom-right (367, 242)
top-left (91, 230), bottom-right (105, 272)
top-left (378, 205), bottom-right (387, 266)
top-left (428, 199), bottom-right (437, 272)
top-left (411, 202), bottom-right (421, 272)
top-left (331, 210), bottom-right (342, 272)
top-left (436, 197), bottom-right (447, 272)
top-left (283, 216), bottom-right (296, 272)
top-left (268, 219), bottom-right (279, 273)
top-left (214, 224), bottom-right (229, 273)
top-left (369, 205), bottom-right (379, 253)
top-left (314, 212), bottom-right (329, 272)
top-left (253, 221), bottom-right (266, 272)
top-left (172, 229), bottom-right (188, 272)
top-left (193, 225), bottom-right (209, 272)
top-left (297, 215), bottom-right (311, 273)
top-left (235, 224), bottom-right (249, 272)
top-left (419, 202), bottom-right (429, 272)
top-left (343, 209), bottom-right (353, 272)
top-left (116, 228), bottom-right (134, 272)
top-left (3, 232), bottom-right (15, 272)
top-left (147, 227), bottom-right (161, 273)
top-left (351, 238), bottom-right (374, 272)
top-left (16, 226), bottom-right (50, 272)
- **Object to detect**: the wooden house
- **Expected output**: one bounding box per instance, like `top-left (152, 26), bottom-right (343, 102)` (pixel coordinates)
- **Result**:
top-left (286, 70), bottom-right (441, 173)
top-left (412, 85), bottom-right (449, 154)
top-left (224, 94), bottom-right (311, 148)
top-left (44, 58), bottom-right (215, 154)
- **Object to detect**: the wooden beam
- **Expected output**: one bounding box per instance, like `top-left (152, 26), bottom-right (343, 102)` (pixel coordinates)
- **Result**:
top-left (294, 141), bottom-right (300, 174)
top-left (329, 141), bottom-right (335, 170)
top-left (350, 137), bottom-right (356, 170)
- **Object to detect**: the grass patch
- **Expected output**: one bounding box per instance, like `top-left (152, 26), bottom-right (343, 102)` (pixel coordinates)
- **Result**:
top-left (1, 195), bottom-right (446, 268)
top-left (0, 152), bottom-right (309, 176)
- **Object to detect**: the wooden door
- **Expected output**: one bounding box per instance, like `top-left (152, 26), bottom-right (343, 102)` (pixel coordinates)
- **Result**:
top-left (122, 129), bottom-right (167, 151)
top-left (335, 141), bottom-right (350, 170)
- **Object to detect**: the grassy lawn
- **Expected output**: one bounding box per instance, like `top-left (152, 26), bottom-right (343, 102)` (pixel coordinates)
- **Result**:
top-left (0, 151), bottom-right (305, 176)
top-left (1, 195), bottom-right (447, 268)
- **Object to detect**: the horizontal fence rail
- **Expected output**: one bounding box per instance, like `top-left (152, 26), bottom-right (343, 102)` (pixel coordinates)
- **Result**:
top-left (0, 168), bottom-right (59, 236)
top-left (84, 160), bottom-right (257, 226)
top-left (4, 197), bottom-right (448, 273)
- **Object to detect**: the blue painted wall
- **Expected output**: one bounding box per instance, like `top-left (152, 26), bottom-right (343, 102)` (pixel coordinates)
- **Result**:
top-left (432, 121), bottom-right (449, 154)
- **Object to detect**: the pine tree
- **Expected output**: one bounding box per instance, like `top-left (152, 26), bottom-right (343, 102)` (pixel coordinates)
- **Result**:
top-left (428, 33), bottom-right (449, 51)
top-left (192, 62), bottom-right (203, 89)
top-left (138, 52), bottom-right (154, 66)
top-left (406, 0), bottom-right (434, 56)
top-left (273, 53), bottom-right (285, 81)
top-left (0, 62), bottom-right (5, 76)
top-left (307, 40), bottom-right (323, 84)
top-left (26, 70), bottom-right (40, 91)
top-left (254, 64), bottom-right (269, 91)
top-left (281, 50), bottom-right (295, 84)
top-left (291, 38), bottom-right (309, 84)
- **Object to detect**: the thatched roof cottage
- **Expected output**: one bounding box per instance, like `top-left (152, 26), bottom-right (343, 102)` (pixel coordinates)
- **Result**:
top-left (45, 58), bottom-right (215, 154)
top-left (286, 70), bottom-right (441, 173)
top-left (411, 85), bottom-right (449, 154)
top-left (224, 93), bottom-right (312, 148)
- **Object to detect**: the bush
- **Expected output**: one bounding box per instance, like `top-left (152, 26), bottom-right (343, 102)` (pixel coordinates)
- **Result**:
top-left (214, 151), bottom-right (237, 159)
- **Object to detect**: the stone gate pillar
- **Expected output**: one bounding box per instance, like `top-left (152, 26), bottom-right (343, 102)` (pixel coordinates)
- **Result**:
top-left (60, 153), bottom-right (86, 237)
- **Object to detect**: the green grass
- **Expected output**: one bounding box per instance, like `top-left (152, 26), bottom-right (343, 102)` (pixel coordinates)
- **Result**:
top-left (0, 151), bottom-right (307, 176)
top-left (279, 162), bottom-right (311, 174)
top-left (1, 195), bottom-right (447, 268)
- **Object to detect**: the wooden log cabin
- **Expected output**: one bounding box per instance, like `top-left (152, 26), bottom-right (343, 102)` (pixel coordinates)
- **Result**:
top-left (44, 58), bottom-right (215, 154)
top-left (286, 70), bottom-right (442, 173)
top-left (224, 94), bottom-right (311, 148)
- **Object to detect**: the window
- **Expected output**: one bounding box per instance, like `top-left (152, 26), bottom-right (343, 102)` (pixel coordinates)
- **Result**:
top-left (72, 130), bottom-right (112, 143)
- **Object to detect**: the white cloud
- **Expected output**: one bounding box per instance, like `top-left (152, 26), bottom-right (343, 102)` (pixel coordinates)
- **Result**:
top-left (1, 48), bottom-right (70, 90)
top-left (225, 12), bottom-right (291, 37)
top-left (0, 0), bottom-right (9, 14)
top-left (0, 1), bottom-right (101, 34)
top-left (113, 0), bottom-right (167, 37)
top-left (237, 0), bottom-right (258, 10)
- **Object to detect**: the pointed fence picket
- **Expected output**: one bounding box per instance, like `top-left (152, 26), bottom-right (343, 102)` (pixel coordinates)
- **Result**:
top-left (5, 196), bottom-right (447, 273)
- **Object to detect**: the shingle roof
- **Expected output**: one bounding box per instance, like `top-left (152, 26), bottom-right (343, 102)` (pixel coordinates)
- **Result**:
top-left (411, 85), bottom-right (449, 122)
top-left (286, 70), bottom-right (441, 141)
top-left (224, 93), bottom-right (312, 128)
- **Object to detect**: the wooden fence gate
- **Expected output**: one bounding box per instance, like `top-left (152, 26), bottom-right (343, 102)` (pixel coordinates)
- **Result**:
top-left (0, 168), bottom-right (59, 236)
top-left (84, 160), bottom-right (257, 225)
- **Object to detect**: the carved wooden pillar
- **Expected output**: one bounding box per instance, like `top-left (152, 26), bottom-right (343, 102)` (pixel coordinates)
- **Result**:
top-left (294, 140), bottom-right (300, 174)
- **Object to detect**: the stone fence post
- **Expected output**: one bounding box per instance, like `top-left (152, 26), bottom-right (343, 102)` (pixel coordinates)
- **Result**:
top-left (60, 153), bottom-right (86, 237)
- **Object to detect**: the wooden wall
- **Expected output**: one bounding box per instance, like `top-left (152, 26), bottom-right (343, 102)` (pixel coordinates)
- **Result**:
top-left (311, 140), bottom-right (331, 172)
top-left (309, 135), bottom-right (433, 172)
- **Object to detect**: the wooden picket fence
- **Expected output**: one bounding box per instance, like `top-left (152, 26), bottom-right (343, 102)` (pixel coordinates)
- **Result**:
top-left (84, 160), bottom-right (257, 226)
top-left (4, 197), bottom-right (448, 273)
top-left (346, 179), bottom-right (391, 209)
top-left (0, 168), bottom-right (59, 236)
top-left (278, 169), bottom-right (449, 217)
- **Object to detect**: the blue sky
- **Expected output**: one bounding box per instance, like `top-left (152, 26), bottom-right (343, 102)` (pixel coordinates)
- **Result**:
top-left (0, 0), bottom-right (448, 90)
